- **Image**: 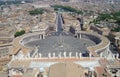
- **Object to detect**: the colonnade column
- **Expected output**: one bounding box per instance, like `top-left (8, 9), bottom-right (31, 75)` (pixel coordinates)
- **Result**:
top-left (100, 52), bottom-right (103, 58)
top-left (39, 34), bottom-right (45, 39)
top-left (39, 34), bottom-right (41, 39)
top-left (58, 52), bottom-right (61, 58)
top-left (43, 35), bottom-right (45, 39)
top-left (89, 53), bottom-right (92, 58)
top-left (39, 53), bottom-right (42, 58)
top-left (79, 52), bottom-right (82, 58)
top-left (80, 33), bottom-right (82, 39)
top-left (69, 52), bottom-right (72, 58)
top-left (113, 54), bottom-right (115, 59)
top-left (64, 52), bottom-right (66, 58)
top-left (76, 52), bottom-right (78, 58)
top-left (76, 33), bottom-right (82, 39)
top-left (48, 52), bottom-right (51, 58)
top-left (116, 54), bottom-right (119, 59)
top-left (53, 53), bottom-right (55, 58)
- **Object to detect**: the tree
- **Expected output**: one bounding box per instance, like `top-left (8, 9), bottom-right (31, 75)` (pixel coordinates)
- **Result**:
top-left (52, 5), bottom-right (83, 14)
top-left (91, 11), bottom-right (120, 25)
top-left (14, 30), bottom-right (25, 37)
top-left (111, 27), bottom-right (120, 32)
top-left (29, 8), bottom-right (44, 15)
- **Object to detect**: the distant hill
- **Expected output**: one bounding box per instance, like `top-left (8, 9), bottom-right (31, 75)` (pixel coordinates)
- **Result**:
top-left (0, 0), bottom-right (120, 3)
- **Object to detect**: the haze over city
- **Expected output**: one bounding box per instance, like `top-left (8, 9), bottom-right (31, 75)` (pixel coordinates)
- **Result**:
top-left (0, 0), bottom-right (120, 77)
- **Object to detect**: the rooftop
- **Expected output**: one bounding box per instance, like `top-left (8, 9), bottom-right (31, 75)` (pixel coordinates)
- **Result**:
top-left (23, 68), bottom-right (39, 77)
top-left (49, 62), bottom-right (85, 77)
top-left (95, 66), bottom-right (111, 77)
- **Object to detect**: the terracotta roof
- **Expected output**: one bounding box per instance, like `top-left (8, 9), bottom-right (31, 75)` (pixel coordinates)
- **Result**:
top-left (94, 66), bottom-right (111, 77)
top-left (12, 75), bottom-right (22, 77)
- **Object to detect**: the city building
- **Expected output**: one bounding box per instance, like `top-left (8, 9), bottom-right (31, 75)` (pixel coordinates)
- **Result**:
top-left (0, 1), bottom-right (120, 77)
top-left (7, 13), bottom-right (120, 77)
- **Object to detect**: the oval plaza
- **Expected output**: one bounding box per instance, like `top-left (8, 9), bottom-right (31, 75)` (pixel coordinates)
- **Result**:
top-left (17, 13), bottom-right (110, 59)
top-left (8, 13), bottom-right (120, 77)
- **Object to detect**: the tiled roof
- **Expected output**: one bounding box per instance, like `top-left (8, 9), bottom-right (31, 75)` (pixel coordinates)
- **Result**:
top-left (95, 66), bottom-right (111, 77)
top-left (12, 75), bottom-right (22, 77)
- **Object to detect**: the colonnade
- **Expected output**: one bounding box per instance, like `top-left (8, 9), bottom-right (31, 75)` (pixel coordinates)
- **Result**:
top-left (39, 34), bottom-right (45, 39)
top-left (112, 54), bottom-right (119, 59)
top-left (76, 33), bottom-right (82, 39)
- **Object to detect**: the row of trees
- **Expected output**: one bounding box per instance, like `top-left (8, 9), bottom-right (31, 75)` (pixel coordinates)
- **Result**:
top-left (52, 5), bottom-right (83, 14)
top-left (29, 8), bottom-right (44, 15)
top-left (91, 11), bottom-right (120, 24)
top-left (0, 1), bottom-right (22, 6)
top-left (90, 11), bottom-right (120, 32)
top-left (111, 27), bottom-right (120, 32)
top-left (14, 30), bottom-right (25, 37)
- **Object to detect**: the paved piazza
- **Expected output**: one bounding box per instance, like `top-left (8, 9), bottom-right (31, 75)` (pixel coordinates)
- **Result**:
top-left (24, 34), bottom-right (96, 57)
